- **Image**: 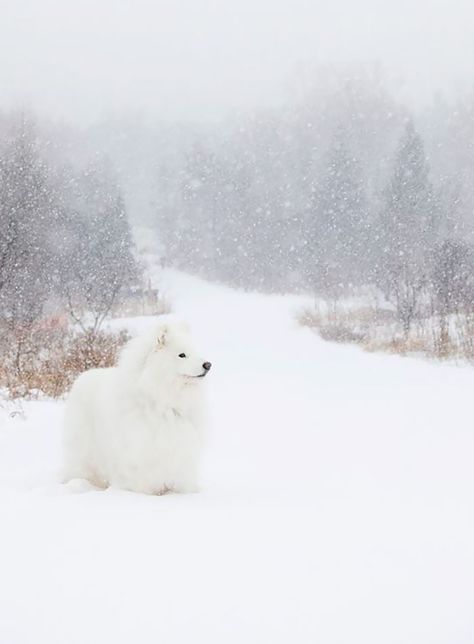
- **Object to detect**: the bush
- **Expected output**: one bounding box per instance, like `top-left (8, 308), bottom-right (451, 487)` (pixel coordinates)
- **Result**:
top-left (299, 305), bottom-right (394, 347)
top-left (0, 324), bottom-right (129, 399)
top-left (299, 299), bottom-right (474, 364)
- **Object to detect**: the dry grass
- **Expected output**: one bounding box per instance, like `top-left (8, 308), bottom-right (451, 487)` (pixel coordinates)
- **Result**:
top-left (299, 306), bottom-right (396, 347)
top-left (0, 285), bottom-right (171, 400)
top-left (364, 335), bottom-right (430, 356)
top-left (0, 325), bottom-right (129, 399)
top-left (299, 304), bottom-right (474, 363)
top-left (0, 286), bottom-right (170, 400)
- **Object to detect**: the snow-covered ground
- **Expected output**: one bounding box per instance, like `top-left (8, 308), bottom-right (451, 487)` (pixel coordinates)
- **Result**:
top-left (1, 271), bottom-right (473, 644)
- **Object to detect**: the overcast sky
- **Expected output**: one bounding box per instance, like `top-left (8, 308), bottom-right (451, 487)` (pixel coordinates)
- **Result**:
top-left (1, 0), bottom-right (473, 122)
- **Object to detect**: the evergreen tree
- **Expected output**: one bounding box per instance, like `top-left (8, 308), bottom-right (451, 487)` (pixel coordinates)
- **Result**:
top-left (0, 116), bottom-right (54, 322)
top-left (378, 120), bottom-right (437, 332)
top-left (307, 129), bottom-right (368, 294)
top-left (380, 120), bottom-right (435, 274)
top-left (179, 143), bottom-right (222, 275)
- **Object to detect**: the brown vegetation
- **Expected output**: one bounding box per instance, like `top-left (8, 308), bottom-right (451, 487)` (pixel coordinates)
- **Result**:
top-left (0, 324), bottom-right (129, 399)
top-left (299, 302), bottom-right (474, 363)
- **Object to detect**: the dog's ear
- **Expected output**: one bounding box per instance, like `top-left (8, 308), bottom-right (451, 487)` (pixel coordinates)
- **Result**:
top-left (156, 324), bottom-right (168, 348)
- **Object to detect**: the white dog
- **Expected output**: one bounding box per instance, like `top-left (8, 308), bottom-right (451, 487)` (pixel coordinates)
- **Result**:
top-left (62, 318), bottom-right (211, 494)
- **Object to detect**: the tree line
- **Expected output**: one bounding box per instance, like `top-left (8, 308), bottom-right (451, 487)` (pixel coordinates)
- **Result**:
top-left (140, 69), bottom-right (474, 334)
top-left (2, 66), bottom-right (474, 343)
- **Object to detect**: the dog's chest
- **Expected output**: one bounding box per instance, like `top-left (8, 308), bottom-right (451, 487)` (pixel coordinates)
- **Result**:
top-left (131, 400), bottom-right (195, 441)
top-left (111, 392), bottom-right (202, 460)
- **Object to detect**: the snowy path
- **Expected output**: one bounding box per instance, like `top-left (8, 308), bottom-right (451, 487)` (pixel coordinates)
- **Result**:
top-left (1, 271), bottom-right (474, 644)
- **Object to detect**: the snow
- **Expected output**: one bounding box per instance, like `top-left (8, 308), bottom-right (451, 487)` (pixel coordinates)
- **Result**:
top-left (1, 270), bottom-right (474, 644)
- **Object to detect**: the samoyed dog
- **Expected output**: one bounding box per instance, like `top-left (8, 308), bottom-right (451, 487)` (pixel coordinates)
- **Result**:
top-left (62, 318), bottom-right (211, 494)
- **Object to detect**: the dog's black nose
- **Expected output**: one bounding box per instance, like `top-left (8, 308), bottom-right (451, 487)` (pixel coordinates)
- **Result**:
top-left (203, 362), bottom-right (212, 371)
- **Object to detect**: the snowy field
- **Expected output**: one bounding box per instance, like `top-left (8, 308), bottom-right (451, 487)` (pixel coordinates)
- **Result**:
top-left (1, 271), bottom-right (474, 644)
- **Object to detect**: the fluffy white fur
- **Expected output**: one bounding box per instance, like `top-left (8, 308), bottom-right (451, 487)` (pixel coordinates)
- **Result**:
top-left (62, 318), bottom-right (210, 494)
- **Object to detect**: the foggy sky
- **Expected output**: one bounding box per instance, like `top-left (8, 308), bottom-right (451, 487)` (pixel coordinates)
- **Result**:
top-left (2, 0), bottom-right (473, 122)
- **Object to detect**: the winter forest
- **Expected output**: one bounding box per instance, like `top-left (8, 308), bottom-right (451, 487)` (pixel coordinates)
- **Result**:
top-left (1, 64), bottom-right (474, 386)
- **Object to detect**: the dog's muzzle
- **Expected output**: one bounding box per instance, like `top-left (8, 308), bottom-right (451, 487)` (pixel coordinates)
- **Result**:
top-left (196, 362), bottom-right (212, 378)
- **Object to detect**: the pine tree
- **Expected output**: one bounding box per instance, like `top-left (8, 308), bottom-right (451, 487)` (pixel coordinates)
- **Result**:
top-left (379, 120), bottom-right (437, 333)
top-left (307, 129), bottom-right (368, 294)
top-left (382, 120), bottom-right (435, 263)
top-left (179, 143), bottom-right (222, 275)
top-left (0, 116), bottom-right (54, 322)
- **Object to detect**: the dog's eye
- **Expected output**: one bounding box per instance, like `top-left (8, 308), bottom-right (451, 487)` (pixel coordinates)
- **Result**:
top-left (178, 353), bottom-right (186, 358)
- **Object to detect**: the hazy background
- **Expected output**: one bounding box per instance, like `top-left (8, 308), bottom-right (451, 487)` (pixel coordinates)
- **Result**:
top-left (1, 0), bottom-right (473, 122)
top-left (1, 0), bottom-right (474, 363)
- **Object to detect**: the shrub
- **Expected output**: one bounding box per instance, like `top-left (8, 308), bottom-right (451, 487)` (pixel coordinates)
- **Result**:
top-left (299, 300), bottom-right (474, 363)
top-left (0, 324), bottom-right (128, 399)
